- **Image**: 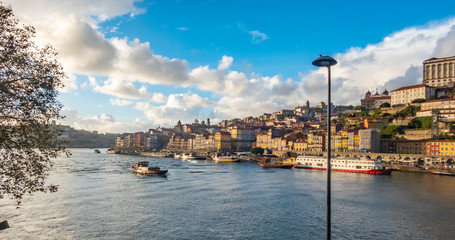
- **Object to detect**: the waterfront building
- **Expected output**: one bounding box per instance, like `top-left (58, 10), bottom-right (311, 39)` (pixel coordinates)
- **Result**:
top-left (214, 132), bottom-right (232, 153)
top-left (254, 128), bottom-right (286, 150)
top-left (423, 55), bottom-right (455, 87)
top-left (294, 138), bottom-right (307, 152)
top-left (396, 140), bottom-right (428, 155)
top-left (428, 140), bottom-right (440, 156)
top-left (416, 98), bottom-right (455, 121)
top-left (229, 127), bottom-right (255, 152)
top-left (167, 134), bottom-right (195, 150)
top-left (380, 139), bottom-right (397, 153)
top-left (359, 129), bottom-right (380, 153)
top-left (360, 89), bottom-right (391, 110)
top-left (438, 140), bottom-right (455, 156)
top-left (146, 135), bottom-right (158, 150)
top-left (390, 84), bottom-right (435, 106)
top-left (307, 131), bottom-right (326, 152)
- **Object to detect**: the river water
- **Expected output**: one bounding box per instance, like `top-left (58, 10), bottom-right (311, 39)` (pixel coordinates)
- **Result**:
top-left (1, 148), bottom-right (454, 239)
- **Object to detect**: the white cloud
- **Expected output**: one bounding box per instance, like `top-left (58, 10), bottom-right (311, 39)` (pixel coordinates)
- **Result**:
top-left (60, 108), bottom-right (150, 134)
top-left (217, 55), bottom-right (233, 70)
top-left (249, 30), bottom-right (268, 44)
top-left (151, 93), bottom-right (168, 103)
top-left (110, 98), bottom-right (134, 106)
top-left (300, 18), bottom-right (455, 105)
top-left (6, 0), bottom-right (455, 131)
top-left (177, 27), bottom-right (188, 31)
top-left (135, 93), bottom-right (213, 126)
top-left (93, 78), bottom-right (151, 99)
top-left (59, 74), bottom-right (78, 92)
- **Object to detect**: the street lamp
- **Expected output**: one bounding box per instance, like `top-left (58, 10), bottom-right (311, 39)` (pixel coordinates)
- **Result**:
top-left (312, 55), bottom-right (337, 240)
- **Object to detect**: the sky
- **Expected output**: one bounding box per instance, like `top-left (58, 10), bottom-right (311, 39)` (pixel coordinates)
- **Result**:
top-left (3, 0), bottom-right (455, 133)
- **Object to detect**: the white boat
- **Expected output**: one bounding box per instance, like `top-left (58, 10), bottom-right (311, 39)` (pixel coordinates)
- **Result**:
top-left (294, 155), bottom-right (392, 175)
top-left (181, 153), bottom-right (206, 160)
top-left (131, 161), bottom-right (167, 175)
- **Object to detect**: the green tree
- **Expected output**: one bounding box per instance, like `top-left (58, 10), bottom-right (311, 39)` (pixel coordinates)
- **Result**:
top-left (353, 105), bottom-right (366, 111)
top-left (379, 125), bottom-right (403, 138)
top-left (397, 105), bottom-right (420, 117)
top-left (379, 102), bottom-right (390, 108)
top-left (1, 4), bottom-right (67, 206)
top-left (370, 109), bottom-right (382, 118)
top-left (250, 147), bottom-right (264, 155)
top-left (411, 98), bottom-right (426, 103)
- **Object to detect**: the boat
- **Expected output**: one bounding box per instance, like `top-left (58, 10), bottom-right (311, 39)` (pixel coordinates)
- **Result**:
top-left (106, 148), bottom-right (119, 154)
top-left (131, 161), bottom-right (168, 175)
top-left (427, 170), bottom-right (455, 176)
top-left (213, 155), bottom-right (240, 162)
top-left (181, 153), bottom-right (206, 160)
top-left (260, 162), bottom-right (294, 168)
top-left (294, 155), bottom-right (392, 175)
top-left (94, 149), bottom-right (101, 154)
top-left (174, 154), bottom-right (182, 159)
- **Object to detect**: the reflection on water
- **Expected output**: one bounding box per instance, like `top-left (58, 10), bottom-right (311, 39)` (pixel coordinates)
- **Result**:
top-left (1, 148), bottom-right (455, 239)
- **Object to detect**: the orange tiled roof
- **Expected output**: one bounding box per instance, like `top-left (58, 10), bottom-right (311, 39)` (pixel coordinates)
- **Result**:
top-left (391, 84), bottom-right (431, 92)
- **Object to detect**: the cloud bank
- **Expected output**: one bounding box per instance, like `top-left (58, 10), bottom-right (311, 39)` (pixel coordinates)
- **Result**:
top-left (5, 0), bottom-right (455, 133)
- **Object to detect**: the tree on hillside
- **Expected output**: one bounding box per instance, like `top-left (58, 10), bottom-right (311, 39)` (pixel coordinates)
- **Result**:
top-left (379, 102), bottom-right (390, 108)
top-left (250, 147), bottom-right (264, 155)
top-left (0, 3), bottom-right (68, 206)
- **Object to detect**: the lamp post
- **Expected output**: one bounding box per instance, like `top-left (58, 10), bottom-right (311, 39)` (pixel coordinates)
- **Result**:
top-left (312, 55), bottom-right (337, 240)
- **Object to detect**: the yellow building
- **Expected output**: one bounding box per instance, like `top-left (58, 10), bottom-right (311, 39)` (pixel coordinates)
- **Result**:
top-left (294, 139), bottom-right (307, 152)
top-left (215, 132), bottom-right (231, 153)
top-left (438, 140), bottom-right (455, 157)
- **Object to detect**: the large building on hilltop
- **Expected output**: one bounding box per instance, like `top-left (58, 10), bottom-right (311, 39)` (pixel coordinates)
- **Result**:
top-left (360, 89), bottom-right (391, 110)
top-left (423, 56), bottom-right (455, 88)
top-left (390, 84), bottom-right (435, 106)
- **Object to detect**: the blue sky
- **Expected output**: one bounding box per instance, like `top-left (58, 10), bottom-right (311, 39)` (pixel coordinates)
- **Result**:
top-left (5, 0), bottom-right (455, 133)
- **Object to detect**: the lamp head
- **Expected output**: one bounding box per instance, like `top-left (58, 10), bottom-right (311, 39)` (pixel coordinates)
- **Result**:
top-left (312, 55), bottom-right (337, 67)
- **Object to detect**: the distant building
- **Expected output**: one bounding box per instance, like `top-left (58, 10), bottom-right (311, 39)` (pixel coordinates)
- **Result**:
top-left (390, 84), bottom-right (435, 106)
top-left (416, 98), bottom-right (455, 121)
top-left (423, 55), bottom-right (455, 88)
top-left (360, 89), bottom-right (391, 110)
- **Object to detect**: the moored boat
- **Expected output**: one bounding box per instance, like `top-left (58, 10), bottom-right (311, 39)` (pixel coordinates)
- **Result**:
top-left (94, 149), bottom-right (101, 154)
top-left (106, 148), bottom-right (119, 154)
top-left (181, 153), bottom-right (206, 160)
top-left (131, 161), bottom-right (168, 175)
top-left (427, 170), bottom-right (455, 176)
top-left (294, 155), bottom-right (392, 175)
top-left (213, 155), bottom-right (240, 162)
top-left (260, 162), bottom-right (294, 169)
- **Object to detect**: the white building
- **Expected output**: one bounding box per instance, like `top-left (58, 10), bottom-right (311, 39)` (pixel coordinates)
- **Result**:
top-left (390, 84), bottom-right (435, 106)
top-left (416, 98), bottom-right (455, 121)
top-left (423, 56), bottom-right (455, 87)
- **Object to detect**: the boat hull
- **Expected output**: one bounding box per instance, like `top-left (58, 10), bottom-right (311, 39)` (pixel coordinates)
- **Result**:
top-left (133, 169), bottom-right (168, 175)
top-left (260, 163), bottom-right (294, 169)
top-left (293, 165), bottom-right (392, 175)
top-left (427, 170), bottom-right (455, 176)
